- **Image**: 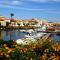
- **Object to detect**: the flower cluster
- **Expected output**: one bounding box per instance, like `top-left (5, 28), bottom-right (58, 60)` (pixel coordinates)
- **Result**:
top-left (0, 39), bottom-right (60, 60)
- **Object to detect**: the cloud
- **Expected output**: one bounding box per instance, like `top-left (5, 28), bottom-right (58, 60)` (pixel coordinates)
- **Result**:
top-left (0, 0), bottom-right (23, 6)
top-left (27, 0), bottom-right (60, 3)
top-left (31, 0), bottom-right (49, 3)
top-left (0, 4), bottom-right (60, 14)
top-left (0, 0), bottom-right (60, 14)
top-left (53, 0), bottom-right (60, 2)
top-left (0, 4), bottom-right (45, 11)
top-left (11, 0), bottom-right (23, 5)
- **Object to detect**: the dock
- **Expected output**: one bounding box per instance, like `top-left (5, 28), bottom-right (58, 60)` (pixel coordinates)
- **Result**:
top-left (41, 33), bottom-right (51, 40)
top-left (35, 33), bottom-right (52, 47)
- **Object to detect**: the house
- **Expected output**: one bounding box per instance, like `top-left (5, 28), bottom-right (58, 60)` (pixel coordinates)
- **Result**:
top-left (36, 19), bottom-right (43, 27)
top-left (28, 18), bottom-right (38, 27)
top-left (10, 19), bottom-right (18, 26)
top-left (0, 16), bottom-right (6, 26)
top-left (22, 20), bottom-right (29, 26)
top-left (16, 20), bottom-right (24, 27)
top-left (19, 20), bottom-right (24, 26)
top-left (0, 16), bottom-right (10, 27)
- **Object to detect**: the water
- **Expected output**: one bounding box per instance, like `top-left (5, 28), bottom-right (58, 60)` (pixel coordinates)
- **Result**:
top-left (51, 34), bottom-right (60, 44)
top-left (0, 30), bottom-right (27, 41)
top-left (0, 30), bottom-right (60, 44)
top-left (0, 30), bottom-right (37, 41)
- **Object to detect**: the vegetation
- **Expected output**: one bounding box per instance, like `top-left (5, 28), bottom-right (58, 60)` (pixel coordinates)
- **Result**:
top-left (10, 13), bottom-right (14, 20)
top-left (0, 39), bottom-right (60, 60)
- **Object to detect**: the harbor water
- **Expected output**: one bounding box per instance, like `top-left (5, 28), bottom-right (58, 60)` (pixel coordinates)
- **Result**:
top-left (0, 30), bottom-right (60, 44)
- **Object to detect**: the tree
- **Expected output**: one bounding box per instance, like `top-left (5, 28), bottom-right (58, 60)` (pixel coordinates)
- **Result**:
top-left (0, 23), bottom-right (1, 27)
top-left (10, 13), bottom-right (14, 20)
top-left (6, 22), bottom-right (10, 26)
top-left (17, 23), bottom-right (20, 26)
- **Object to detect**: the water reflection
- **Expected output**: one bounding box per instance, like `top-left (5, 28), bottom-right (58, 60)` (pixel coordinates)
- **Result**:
top-left (0, 30), bottom-right (27, 41)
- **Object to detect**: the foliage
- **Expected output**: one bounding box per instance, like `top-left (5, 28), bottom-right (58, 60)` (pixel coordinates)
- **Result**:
top-left (10, 13), bottom-right (14, 17)
top-left (0, 39), bottom-right (4, 46)
top-left (6, 22), bottom-right (10, 26)
top-left (0, 56), bottom-right (10, 60)
top-left (10, 49), bottom-right (22, 60)
top-left (7, 40), bottom-right (16, 48)
top-left (0, 39), bottom-right (60, 60)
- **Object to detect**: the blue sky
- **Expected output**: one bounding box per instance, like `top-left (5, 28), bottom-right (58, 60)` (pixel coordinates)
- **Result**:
top-left (0, 0), bottom-right (60, 22)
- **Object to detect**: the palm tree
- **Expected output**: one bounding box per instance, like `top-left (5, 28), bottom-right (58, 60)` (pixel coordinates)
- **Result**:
top-left (10, 13), bottom-right (14, 21)
top-left (10, 13), bottom-right (14, 25)
top-left (10, 13), bottom-right (14, 40)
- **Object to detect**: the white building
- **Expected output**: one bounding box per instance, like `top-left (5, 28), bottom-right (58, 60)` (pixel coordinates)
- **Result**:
top-left (0, 16), bottom-right (6, 26)
top-left (19, 20), bottom-right (24, 26)
top-left (0, 16), bottom-right (10, 26)
top-left (10, 19), bottom-right (18, 26)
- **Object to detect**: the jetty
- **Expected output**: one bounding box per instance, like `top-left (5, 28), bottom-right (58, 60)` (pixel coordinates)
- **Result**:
top-left (41, 33), bottom-right (51, 40)
top-left (34, 33), bottom-right (52, 47)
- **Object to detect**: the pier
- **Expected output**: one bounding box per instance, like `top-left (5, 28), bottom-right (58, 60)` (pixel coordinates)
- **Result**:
top-left (41, 33), bottom-right (51, 40)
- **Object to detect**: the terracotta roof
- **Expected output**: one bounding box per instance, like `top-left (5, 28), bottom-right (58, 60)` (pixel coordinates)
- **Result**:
top-left (0, 18), bottom-right (4, 21)
top-left (15, 20), bottom-right (22, 22)
top-left (21, 19), bottom-right (38, 22)
top-left (10, 18), bottom-right (16, 22)
top-left (0, 16), bottom-right (10, 21)
top-left (0, 19), bottom-right (4, 21)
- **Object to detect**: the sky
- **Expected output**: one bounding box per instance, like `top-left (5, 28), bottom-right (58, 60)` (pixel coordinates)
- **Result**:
top-left (0, 0), bottom-right (60, 22)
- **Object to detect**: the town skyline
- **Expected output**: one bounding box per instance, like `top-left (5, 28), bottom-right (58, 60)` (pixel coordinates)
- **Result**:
top-left (0, 0), bottom-right (60, 22)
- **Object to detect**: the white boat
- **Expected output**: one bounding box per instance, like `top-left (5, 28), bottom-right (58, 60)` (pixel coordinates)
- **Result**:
top-left (36, 33), bottom-right (43, 38)
top-left (26, 29), bottom-right (35, 33)
top-left (55, 30), bottom-right (60, 32)
top-left (24, 33), bottom-right (35, 39)
top-left (24, 32), bottom-right (44, 40)
top-left (36, 25), bottom-right (47, 32)
top-left (43, 33), bottom-right (47, 34)
top-left (20, 29), bottom-right (26, 32)
top-left (25, 35), bottom-right (33, 38)
top-left (20, 29), bottom-right (34, 33)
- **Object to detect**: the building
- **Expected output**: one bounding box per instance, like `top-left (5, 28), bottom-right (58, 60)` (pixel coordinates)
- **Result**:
top-left (0, 16), bottom-right (6, 26)
top-left (0, 16), bottom-right (50, 29)
top-left (10, 18), bottom-right (18, 26)
top-left (0, 16), bottom-right (10, 26)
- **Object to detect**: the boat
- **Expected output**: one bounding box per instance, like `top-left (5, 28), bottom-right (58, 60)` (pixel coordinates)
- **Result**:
top-left (36, 25), bottom-right (47, 32)
top-left (35, 33), bottom-right (43, 38)
top-left (20, 29), bottom-right (26, 33)
top-left (55, 30), bottom-right (60, 35)
top-left (24, 33), bottom-right (35, 39)
top-left (26, 29), bottom-right (35, 33)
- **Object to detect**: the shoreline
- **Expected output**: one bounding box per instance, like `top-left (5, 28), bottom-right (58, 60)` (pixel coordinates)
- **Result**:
top-left (0, 26), bottom-right (36, 30)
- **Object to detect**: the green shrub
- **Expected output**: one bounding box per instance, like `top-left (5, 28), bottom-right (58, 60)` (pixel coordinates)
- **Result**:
top-left (0, 39), bottom-right (4, 47)
top-left (24, 50), bottom-right (38, 60)
top-left (7, 40), bottom-right (15, 48)
top-left (0, 56), bottom-right (10, 60)
top-left (10, 49), bottom-right (25, 60)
